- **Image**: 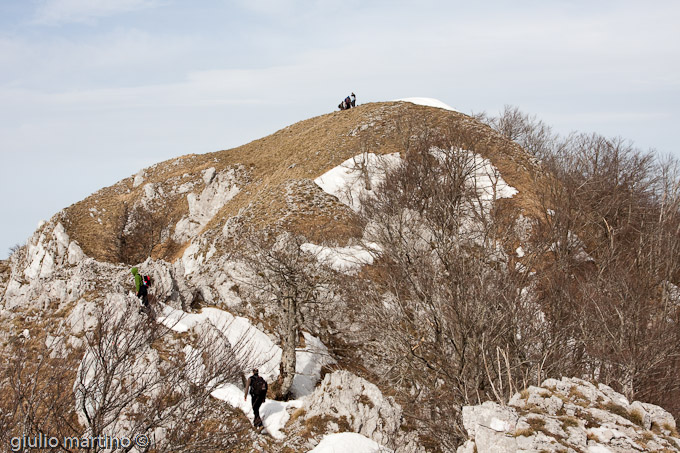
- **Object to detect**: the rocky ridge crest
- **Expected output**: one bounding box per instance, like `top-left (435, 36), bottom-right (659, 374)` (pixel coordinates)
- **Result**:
top-left (458, 377), bottom-right (680, 452)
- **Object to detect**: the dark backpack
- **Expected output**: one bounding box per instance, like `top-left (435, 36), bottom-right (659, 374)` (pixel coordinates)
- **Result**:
top-left (143, 275), bottom-right (153, 287)
top-left (345, 96), bottom-right (351, 106)
top-left (250, 375), bottom-right (267, 396)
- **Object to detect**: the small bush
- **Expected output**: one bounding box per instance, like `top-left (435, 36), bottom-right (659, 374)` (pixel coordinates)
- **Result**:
top-left (358, 394), bottom-right (374, 409)
top-left (568, 386), bottom-right (587, 402)
top-left (663, 422), bottom-right (679, 437)
top-left (628, 408), bottom-right (645, 427)
top-left (289, 407), bottom-right (306, 424)
top-left (514, 427), bottom-right (535, 437)
top-left (603, 402), bottom-right (629, 419)
top-left (527, 417), bottom-right (546, 430)
top-left (579, 411), bottom-right (601, 429)
top-left (560, 416), bottom-right (579, 431)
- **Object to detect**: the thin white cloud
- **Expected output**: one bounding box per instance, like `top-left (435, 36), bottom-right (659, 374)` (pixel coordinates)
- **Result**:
top-left (33, 0), bottom-right (159, 25)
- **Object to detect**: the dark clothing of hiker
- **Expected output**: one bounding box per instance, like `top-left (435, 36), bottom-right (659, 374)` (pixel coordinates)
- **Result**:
top-left (339, 93), bottom-right (355, 111)
top-left (244, 369), bottom-right (268, 428)
top-left (131, 267), bottom-right (149, 309)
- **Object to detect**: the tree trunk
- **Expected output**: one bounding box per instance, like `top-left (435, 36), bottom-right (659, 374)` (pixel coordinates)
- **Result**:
top-left (278, 296), bottom-right (297, 399)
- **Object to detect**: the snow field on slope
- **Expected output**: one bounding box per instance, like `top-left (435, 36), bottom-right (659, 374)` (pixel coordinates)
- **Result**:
top-left (314, 150), bottom-right (516, 215)
top-left (430, 149), bottom-right (518, 201)
top-left (308, 432), bottom-right (393, 453)
top-left (300, 242), bottom-right (380, 273)
top-left (156, 303), bottom-right (334, 438)
top-left (310, 150), bottom-right (517, 268)
top-left (157, 304), bottom-right (281, 376)
top-left (314, 152), bottom-right (402, 212)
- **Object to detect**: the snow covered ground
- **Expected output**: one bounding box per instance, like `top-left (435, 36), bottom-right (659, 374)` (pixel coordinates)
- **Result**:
top-left (314, 152), bottom-right (402, 212)
top-left (315, 150), bottom-right (516, 214)
top-left (300, 242), bottom-right (379, 273)
top-left (157, 304), bottom-right (281, 376)
top-left (313, 149), bottom-right (517, 265)
top-left (396, 97), bottom-right (457, 112)
top-left (308, 432), bottom-right (393, 453)
top-left (156, 303), bottom-right (334, 438)
top-left (210, 384), bottom-right (303, 439)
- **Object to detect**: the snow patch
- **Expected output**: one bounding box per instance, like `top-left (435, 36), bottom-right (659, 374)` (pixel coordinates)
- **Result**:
top-left (210, 385), bottom-right (302, 439)
top-left (308, 432), bottom-right (391, 453)
top-left (157, 304), bottom-right (332, 396)
top-left (301, 243), bottom-right (379, 273)
top-left (430, 148), bottom-right (518, 201)
top-left (157, 303), bottom-right (333, 438)
top-left (157, 304), bottom-right (281, 377)
top-left (291, 332), bottom-right (336, 397)
top-left (396, 97), bottom-right (457, 112)
top-left (314, 153), bottom-right (402, 212)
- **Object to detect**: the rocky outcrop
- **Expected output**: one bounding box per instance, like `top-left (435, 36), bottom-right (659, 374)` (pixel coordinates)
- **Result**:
top-left (457, 377), bottom-right (680, 452)
top-left (302, 370), bottom-right (423, 452)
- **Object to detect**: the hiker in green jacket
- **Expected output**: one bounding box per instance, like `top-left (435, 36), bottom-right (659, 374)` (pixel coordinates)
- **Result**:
top-left (131, 267), bottom-right (149, 311)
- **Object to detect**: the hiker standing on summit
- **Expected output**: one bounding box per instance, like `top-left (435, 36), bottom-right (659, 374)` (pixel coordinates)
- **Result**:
top-left (244, 368), bottom-right (268, 429)
top-left (338, 92), bottom-right (356, 110)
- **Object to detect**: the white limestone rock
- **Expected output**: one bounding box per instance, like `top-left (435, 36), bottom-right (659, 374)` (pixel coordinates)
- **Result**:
top-left (304, 370), bottom-right (423, 452)
top-left (133, 169), bottom-right (146, 188)
top-left (173, 167), bottom-right (241, 244)
top-left (459, 377), bottom-right (680, 453)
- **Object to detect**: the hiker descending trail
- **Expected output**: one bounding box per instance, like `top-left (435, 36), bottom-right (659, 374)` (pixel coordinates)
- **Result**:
top-left (244, 368), bottom-right (269, 430)
top-left (338, 92), bottom-right (356, 110)
top-left (130, 267), bottom-right (153, 315)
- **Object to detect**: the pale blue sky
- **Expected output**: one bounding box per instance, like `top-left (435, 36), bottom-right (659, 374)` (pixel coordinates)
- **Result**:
top-left (1, 0), bottom-right (679, 258)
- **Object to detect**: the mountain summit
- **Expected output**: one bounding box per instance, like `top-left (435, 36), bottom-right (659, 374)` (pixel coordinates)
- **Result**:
top-left (2, 100), bottom-right (679, 452)
top-left (50, 101), bottom-right (538, 264)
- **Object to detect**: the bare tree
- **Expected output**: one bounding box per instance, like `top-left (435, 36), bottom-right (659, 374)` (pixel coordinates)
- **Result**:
top-left (528, 129), bottom-right (680, 414)
top-left (340, 138), bottom-right (534, 450)
top-left (475, 105), bottom-right (558, 160)
top-left (235, 230), bottom-right (332, 399)
top-left (1, 297), bottom-right (253, 452)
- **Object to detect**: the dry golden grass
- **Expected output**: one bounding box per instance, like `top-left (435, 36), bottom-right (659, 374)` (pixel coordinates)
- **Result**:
top-left (59, 101), bottom-right (546, 264)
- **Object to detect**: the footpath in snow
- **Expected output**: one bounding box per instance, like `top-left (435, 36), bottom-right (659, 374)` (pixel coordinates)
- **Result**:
top-left (156, 303), bottom-right (333, 439)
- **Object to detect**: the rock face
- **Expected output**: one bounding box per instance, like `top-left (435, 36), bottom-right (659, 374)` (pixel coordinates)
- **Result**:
top-left (457, 377), bottom-right (680, 452)
top-left (303, 370), bottom-right (423, 452)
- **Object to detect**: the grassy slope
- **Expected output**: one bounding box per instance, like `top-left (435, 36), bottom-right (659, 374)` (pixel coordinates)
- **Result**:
top-left (60, 101), bottom-right (546, 264)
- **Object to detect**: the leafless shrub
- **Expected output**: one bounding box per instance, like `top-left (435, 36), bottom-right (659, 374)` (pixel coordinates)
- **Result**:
top-left (1, 298), bottom-right (252, 451)
top-left (340, 136), bottom-right (534, 450)
top-left (7, 242), bottom-right (25, 258)
top-left (520, 119), bottom-right (680, 415)
top-left (475, 105), bottom-right (558, 160)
